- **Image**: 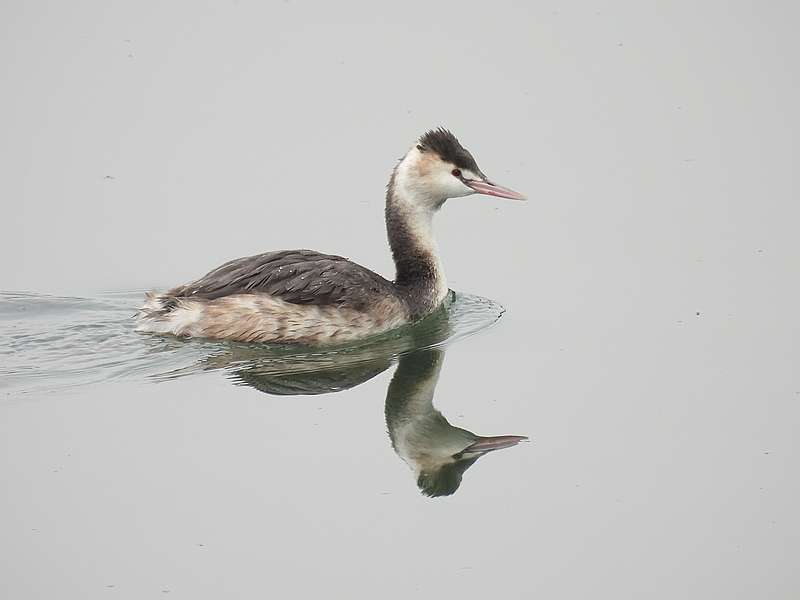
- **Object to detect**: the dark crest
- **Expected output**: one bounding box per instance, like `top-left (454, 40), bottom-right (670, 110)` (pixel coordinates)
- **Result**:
top-left (417, 457), bottom-right (480, 497)
top-left (417, 128), bottom-right (483, 175)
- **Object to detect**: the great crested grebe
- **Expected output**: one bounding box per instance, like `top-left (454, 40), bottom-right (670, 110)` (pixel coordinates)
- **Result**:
top-left (136, 128), bottom-right (524, 344)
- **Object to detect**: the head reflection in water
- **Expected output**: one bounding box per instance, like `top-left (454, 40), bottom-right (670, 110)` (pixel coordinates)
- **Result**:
top-left (385, 349), bottom-right (526, 497)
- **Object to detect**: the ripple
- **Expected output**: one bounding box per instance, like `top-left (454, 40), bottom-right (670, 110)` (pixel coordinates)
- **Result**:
top-left (0, 290), bottom-right (504, 395)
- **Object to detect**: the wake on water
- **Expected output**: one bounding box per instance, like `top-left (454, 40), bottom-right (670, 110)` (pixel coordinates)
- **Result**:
top-left (0, 290), bottom-right (504, 396)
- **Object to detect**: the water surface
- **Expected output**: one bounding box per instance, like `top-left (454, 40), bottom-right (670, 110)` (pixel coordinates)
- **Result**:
top-left (2, 2), bottom-right (799, 598)
top-left (0, 290), bottom-right (504, 396)
top-left (2, 288), bottom-right (530, 493)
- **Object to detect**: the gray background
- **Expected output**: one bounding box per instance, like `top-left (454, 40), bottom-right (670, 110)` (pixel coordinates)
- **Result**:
top-left (1, 1), bottom-right (798, 599)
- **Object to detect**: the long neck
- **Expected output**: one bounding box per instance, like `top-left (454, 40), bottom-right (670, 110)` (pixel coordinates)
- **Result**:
top-left (385, 166), bottom-right (448, 315)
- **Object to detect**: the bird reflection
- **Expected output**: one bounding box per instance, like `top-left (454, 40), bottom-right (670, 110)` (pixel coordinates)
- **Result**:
top-left (385, 348), bottom-right (526, 496)
top-left (165, 299), bottom-right (526, 496)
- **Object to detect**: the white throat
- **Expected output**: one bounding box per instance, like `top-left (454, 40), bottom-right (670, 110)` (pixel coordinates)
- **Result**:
top-left (389, 150), bottom-right (449, 304)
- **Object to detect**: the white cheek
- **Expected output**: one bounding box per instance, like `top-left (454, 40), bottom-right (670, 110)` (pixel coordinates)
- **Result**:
top-left (450, 178), bottom-right (475, 198)
top-left (433, 171), bottom-right (474, 199)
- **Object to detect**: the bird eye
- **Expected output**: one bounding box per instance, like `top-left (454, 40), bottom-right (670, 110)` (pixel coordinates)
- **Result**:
top-left (451, 169), bottom-right (462, 178)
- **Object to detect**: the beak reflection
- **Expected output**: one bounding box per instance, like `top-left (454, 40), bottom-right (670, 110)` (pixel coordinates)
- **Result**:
top-left (385, 348), bottom-right (527, 497)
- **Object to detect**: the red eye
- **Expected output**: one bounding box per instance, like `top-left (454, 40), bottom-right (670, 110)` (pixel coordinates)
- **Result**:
top-left (451, 169), bottom-right (462, 177)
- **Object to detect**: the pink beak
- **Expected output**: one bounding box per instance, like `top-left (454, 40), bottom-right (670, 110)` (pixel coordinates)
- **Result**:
top-left (463, 435), bottom-right (529, 454)
top-left (466, 178), bottom-right (526, 201)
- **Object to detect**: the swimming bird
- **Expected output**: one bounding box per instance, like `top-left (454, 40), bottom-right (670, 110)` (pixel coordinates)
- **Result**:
top-left (136, 128), bottom-right (524, 344)
top-left (386, 348), bottom-right (527, 497)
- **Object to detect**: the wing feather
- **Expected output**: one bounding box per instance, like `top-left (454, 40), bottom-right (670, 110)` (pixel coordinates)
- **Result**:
top-left (169, 250), bottom-right (394, 310)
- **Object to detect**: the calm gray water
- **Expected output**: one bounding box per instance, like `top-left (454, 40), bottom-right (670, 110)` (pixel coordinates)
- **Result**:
top-left (2, 2), bottom-right (799, 599)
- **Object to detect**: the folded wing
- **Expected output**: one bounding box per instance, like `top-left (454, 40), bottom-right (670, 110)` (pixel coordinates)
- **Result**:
top-left (169, 249), bottom-right (394, 311)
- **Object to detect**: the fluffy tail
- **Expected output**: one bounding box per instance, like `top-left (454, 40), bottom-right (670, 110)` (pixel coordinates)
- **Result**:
top-left (135, 292), bottom-right (200, 336)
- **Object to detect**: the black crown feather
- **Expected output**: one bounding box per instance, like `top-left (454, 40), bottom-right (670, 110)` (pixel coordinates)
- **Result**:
top-left (417, 128), bottom-right (483, 175)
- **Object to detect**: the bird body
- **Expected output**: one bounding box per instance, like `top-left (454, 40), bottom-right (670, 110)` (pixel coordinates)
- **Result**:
top-left (137, 250), bottom-right (408, 344)
top-left (136, 129), bottom-right (524, 344)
